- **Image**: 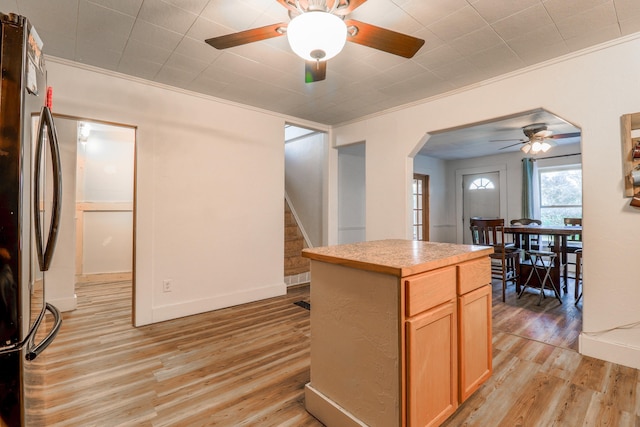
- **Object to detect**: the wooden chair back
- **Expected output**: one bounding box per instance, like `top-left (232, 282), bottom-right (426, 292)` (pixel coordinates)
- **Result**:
top-left (469, 218), bottom-right (509, 248)
top-left (470, 217), bottom-right (520, 302)
top-left (563, 218), bottom-right (582, 226)
top-left (510, 218), bottom-right (542, 250)
top-left (563, 217), bottom-right (582, 242)
top-left (510, 218), bottom-right (541, 226)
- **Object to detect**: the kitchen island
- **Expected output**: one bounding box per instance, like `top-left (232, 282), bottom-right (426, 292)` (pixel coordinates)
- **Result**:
top-left (302, 239), bottom-right (494, 427)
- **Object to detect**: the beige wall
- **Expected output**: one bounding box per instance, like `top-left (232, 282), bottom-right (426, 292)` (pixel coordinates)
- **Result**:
top-left (332, 34), bottom-right (640, 369)
top-left (45, 58), bottom-right (307, 326)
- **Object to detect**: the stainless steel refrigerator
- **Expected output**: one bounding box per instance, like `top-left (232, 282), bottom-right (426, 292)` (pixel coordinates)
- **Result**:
top-left (0, 13), bottom-right (62, 426)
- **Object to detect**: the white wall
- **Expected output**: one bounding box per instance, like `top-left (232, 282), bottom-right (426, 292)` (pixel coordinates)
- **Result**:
top-left (338, 143), bottom-right (366, 244)
top-left (80, 125), bottom-right (134, 202)
top-left (82, 211), bottom-right (132, 274)
top-left (284, 131), bottom-right (325, 247)
top-left (46, 58), bottom-right (296, 326)
top-left (332, 34), bottom-right (640, 369)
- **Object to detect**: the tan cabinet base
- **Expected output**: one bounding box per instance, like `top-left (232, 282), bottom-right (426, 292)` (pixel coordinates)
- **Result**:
top-left (304, 383), bottom-right (367, 427)
top-left (302, 242), bottom-right (493, 427)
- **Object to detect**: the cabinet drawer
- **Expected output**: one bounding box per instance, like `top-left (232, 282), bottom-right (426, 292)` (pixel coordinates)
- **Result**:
top-left (457, 257), bottom-right (491, 295)
top-left (405, 266), bottom-right (456, 317)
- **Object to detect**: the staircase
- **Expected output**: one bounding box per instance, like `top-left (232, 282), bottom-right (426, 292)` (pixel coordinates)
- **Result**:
top-left (284, 199), bottom-right (310, 286)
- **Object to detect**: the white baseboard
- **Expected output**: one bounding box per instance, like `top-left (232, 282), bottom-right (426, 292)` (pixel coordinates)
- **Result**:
top-left (47, 294), bottom-right (78, 312)
top-left (76, 272), bottom-right (132, 283)
top-left (579, 332), bottom-right (640, 370)
top-left (285, 271), bottom-right (310, 287)
top-left (151, 282), bottom-right (286, 324)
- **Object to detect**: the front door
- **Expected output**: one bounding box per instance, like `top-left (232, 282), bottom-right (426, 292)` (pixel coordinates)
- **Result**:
top-left (462, 172), bottom-right (500, 244)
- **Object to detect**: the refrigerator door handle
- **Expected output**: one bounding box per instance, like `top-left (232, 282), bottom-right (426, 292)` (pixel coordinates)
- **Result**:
top-left (25, 303), bottom-right (61, 360)
top-left (33, 105), bottom-right (62, 271)
top-left (0, 301), bottom-right (61, 357)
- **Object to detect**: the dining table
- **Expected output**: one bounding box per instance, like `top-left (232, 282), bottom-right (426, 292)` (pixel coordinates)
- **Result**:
top-left (504, 224), bottom-right (582, 295)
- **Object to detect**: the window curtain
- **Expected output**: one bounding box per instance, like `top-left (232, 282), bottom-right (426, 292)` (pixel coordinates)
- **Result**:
top-left (522, 158), bottom-right (535, 218)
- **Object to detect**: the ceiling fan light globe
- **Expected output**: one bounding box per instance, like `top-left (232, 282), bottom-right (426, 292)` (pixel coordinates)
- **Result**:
top-left (521, 143), bottom-right (532, 154)
top-left (287, 11), bottom-right (347, 61)
top-left (531, 141), bottom-right (542, 152)
top-left (541, 142), bottom-right (551, 152)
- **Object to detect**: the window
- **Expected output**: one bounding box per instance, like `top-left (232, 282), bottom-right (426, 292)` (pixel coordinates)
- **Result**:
top-left (412, 174), bottom-right (429, 241)
top-left (469, 177), bottom-right (495, 190)
top-left (538, 165), bottom-right (582, 225)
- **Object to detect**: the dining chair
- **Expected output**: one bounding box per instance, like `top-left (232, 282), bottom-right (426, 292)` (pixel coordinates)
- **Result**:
top-left (563, 217), bottom-right (582, 290)
top-left (469, 217), bottom-right (520, 302)
top-left (563, 218), bottom-right (582, 247)
top-left (574, 249), bottom-right (583, 304)
top-left (509, 218), bottom-right (542, 250)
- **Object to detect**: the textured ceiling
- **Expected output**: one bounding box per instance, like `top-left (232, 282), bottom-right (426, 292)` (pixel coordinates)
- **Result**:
top-left (1, 0), bottom-right (639, 126)
top-left (421, 108), bottom-right (581, 159)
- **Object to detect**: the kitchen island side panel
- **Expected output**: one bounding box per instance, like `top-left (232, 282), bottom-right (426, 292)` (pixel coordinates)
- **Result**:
top-left (308, 260), bottom-right (401, 427)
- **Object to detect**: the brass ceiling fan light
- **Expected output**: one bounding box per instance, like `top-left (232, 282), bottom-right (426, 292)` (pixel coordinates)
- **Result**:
top-left (521, 124), bottom-right (554, 153)
top-left (494, 123), bottom-right (581, 154)
top-left (522, 124), bottom-right (552, 139)
top-left (205, 0), bottom-right (425, 83)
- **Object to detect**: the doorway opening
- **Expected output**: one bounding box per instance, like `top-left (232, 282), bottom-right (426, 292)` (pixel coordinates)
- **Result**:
top-left (55, 115), bottom-right (136, 322)
top-left (284, 124), bottom-right (327, 286)
top-left (412, 108), bottom-right (583, 351)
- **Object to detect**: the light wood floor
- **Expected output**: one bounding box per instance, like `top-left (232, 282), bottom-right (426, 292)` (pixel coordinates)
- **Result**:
top-left (443, 280), bottom-right (639, 426)
top-left (36, 278), bottom-right (639, 426)
top-left (38, 281), bottom-right (321, 427)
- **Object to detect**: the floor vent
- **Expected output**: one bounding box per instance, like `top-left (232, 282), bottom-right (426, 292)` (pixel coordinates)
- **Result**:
top-left (294, 300), bottom-right (310, 311)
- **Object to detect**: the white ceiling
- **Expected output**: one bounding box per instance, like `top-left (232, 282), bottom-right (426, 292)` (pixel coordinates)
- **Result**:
top-left (2, 0), bottom-right (639, 128)
top-left (421, 108), bottom-right (581, 159)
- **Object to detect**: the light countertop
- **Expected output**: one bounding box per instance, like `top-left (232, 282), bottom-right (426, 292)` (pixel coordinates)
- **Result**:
top-left (302, 239), bottom-right (493, 277)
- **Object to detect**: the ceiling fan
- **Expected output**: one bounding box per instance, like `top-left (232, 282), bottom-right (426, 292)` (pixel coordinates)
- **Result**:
top-left (494, 123), bottom-right (581, 154)
top-left (204, 0), bottom-right (425, 83)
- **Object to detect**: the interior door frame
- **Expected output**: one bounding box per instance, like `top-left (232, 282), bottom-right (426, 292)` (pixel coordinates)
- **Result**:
top-left (413, 173), bottom-right (429, 241)
top-left (455, 165), bottom-right (507, 244)
top-left (53, 113), bottom-right (137, 324)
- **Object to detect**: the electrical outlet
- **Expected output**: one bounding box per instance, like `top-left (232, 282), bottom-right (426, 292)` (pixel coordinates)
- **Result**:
top-left (163, 279), bottom-right (172, 292)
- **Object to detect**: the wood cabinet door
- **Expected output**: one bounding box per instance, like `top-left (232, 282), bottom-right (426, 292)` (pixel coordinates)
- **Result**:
top-left (406, 301), bottom-right (457, 427)
top-left (458, 284), bottom-right (492, 402)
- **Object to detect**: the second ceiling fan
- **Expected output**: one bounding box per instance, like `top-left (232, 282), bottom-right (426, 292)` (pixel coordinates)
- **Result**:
top-left (496, 123), bottom-right (581, 154)
top-left (205, 0), bottom-right (425, 83)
